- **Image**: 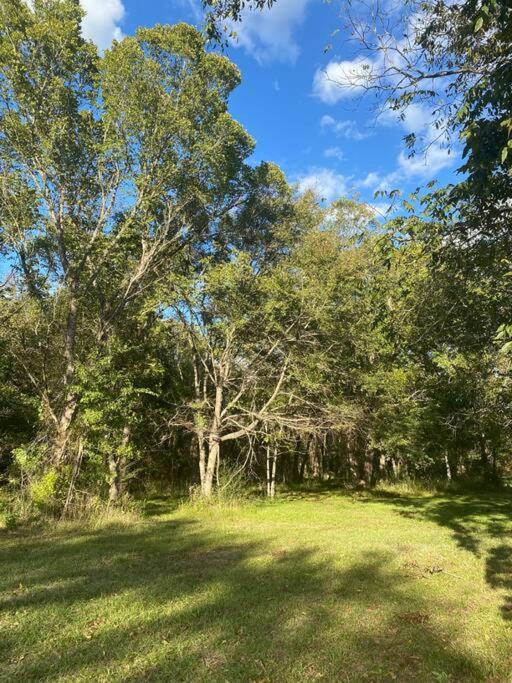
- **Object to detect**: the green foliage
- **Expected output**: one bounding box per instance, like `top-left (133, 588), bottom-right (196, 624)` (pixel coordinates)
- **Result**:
top-left (202, 0), bottom-right (277, 41)
top-left (29, 468), bottom-right (59, 512)
top-left (0, 2), bottom-right (510, 508)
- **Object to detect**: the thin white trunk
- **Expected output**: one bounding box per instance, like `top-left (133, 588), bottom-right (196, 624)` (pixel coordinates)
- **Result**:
top-left (267, 443), bottom-right (277, 498)
top-left (266, 443), bottom-right (271, 497)
top-left (270, 447), bottom-right (277, 499)
top-left (444, 453), bottom-right (452, 481)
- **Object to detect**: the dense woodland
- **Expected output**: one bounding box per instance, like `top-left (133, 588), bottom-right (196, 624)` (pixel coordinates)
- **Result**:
top-left (1, 0), bottom-right (511, 517)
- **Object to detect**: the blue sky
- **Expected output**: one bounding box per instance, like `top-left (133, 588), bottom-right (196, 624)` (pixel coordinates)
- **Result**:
top-left (73, 1), bottom-right (461, 215)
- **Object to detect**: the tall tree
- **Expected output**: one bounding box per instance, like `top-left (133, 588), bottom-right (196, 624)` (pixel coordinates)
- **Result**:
top-left (0, 3), bottom-right (254, 480)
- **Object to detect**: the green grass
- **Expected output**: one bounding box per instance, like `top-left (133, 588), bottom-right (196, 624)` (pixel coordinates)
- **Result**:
top-left (1, 489), bottom-right (511, 682)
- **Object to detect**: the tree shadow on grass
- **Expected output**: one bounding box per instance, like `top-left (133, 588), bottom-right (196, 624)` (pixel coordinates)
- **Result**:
top-left (0, 515), bottom-right (492, 682)
top-left (142, 495), bottom-right (186, 518)
top-left (364, 490), bottom-right (512, 622)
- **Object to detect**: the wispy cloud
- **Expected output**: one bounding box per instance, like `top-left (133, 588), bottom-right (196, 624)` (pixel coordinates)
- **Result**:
top-left (379, 102), bottom-right (454, 179)
top-left (358, 171), bottom-right (381, 188)
top-left (177, 0), bottom-right (203, 22)
top-left (293, 166), bottom-right (398, 220)
top-left (228, 0), bottom-right (312, 64)
top-left (324, 146), bottom-right (345, 161)
top-left (320, 114), bottom-right (372, 141)
top-left (312, 10), bottom-right (434, 105)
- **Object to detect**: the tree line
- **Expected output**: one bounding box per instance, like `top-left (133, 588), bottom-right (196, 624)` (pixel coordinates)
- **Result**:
top-left (0, 0), bottom-right (510, 515)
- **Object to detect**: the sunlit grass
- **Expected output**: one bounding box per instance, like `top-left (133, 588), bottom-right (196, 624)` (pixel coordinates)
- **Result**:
top-left (1, 490), bottom-right (511, 681)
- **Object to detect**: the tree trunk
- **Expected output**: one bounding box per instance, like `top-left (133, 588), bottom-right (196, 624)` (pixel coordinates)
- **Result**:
top-left (109, 425), bottom-right (130, 503)
top-left (270, 447), bottom-right (277, 498)
top-left (371, 448), bottom-right (382, 485)
top-left (266, 444), bottom-right (277, 498)
top-left (197, 431), bottom-right (207, 490)
top-left (491, 447), bottom-right (498, 479)
top-left (108, 450), bottom-right (120, 503)
top-left (290, 436), bottom-right (301, 482)
top-left (266, 443), bottom-right (271, 497)
top-left (52, 291), bottom-right (79, 467)
top-left (359, 444), bottom-right (373, 484)
top-left (298, 437), bottom-right (308, 481)
top-left (308, 435), bottom-right (321, 479)
top-left (444, 453), bottom-right (452, 481)
top-left (203, 437), bottom-right (219, 497)
top-left (346, 435), bottom-right (358, 483)
top-left (62, 439), bottom-right (84, 518)
top-left (53, 399), bottom-right (78, 466)
top-left (389, 457), bottom-right (400, 479)
top-left (202, 378), bottom-right (223, 497)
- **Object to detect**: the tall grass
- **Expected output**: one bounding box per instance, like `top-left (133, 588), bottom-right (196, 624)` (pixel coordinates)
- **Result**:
top-left (0, 487), bottom-right (142, 531)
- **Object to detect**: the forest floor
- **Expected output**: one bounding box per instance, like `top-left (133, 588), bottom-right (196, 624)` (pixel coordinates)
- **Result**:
top-left (1, 487), bottom-right (511, 682)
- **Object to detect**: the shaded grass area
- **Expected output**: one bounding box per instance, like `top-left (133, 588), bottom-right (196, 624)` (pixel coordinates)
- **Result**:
top-left (1, 491), bottom-right (511, 681)
top-left (363, 488), bottom-right (512, 622)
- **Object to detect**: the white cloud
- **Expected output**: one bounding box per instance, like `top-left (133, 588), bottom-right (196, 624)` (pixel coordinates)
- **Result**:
top-left (296, 168), bottom-right (351, 202)
top-left (313, 56), bottom-right (380, 104)
top-left (370, 201), bottom-right (395, 218)
top-left (229, 0), bottom-right (311, 64)
top-left (397, 146), bottom-right (453, 178)
top-left (355, 147), bottom-right (451, 195)
top-left (378, 103), bottom-right (432, 135)
top-left (359, 171), bottom-right (381, 188)
top-left (324, 146), bottom-right (345, 161)
top-left (312, 11), bottom-right (430, 106)
top-left (378, 102), bottom-right (454, 179)
top-left (375, 171), bottom-right (401, 192)
top-left (81, 0), bottom-right (125, 51)
top-left (294, 167), bottom-right (400, 217)
top-left (320, 114), bottom-right (372, 141)
top-left (311, 0), bottom-right (464, 106)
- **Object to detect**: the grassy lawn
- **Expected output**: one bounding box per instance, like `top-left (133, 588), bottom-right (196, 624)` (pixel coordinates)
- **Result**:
top-left (1, 489), bottom-right (511, 682)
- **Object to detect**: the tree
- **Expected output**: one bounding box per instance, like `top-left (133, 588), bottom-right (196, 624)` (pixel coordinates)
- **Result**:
top-left (362, 216), bottom-right (512, 480)
top-left (162, 190), bottom-right (380, 495)
top-left (0, 3), bottom-right (255, 491)
top-left (160, 174), bottom-right (310, 496)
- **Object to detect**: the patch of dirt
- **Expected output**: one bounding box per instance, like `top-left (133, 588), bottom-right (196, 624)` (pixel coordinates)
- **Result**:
top-left (83, 617), bottom-right (105, 640)
top-left (270, 548), bottom-right (288, 558)
top-left (395, 544), bottom-right (415, 553)
top-left (202, 650), bottom-right (226, 670)
top-left (402, 560), bottom-right (444, 577)
top-left (424, 564), bottom-right (443, 575)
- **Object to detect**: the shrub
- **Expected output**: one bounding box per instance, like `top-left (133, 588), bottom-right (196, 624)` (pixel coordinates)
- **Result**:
top-left (29, 469), bottom-right (60, 512)
top-left (186, 463), bottom-right (253, 508)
